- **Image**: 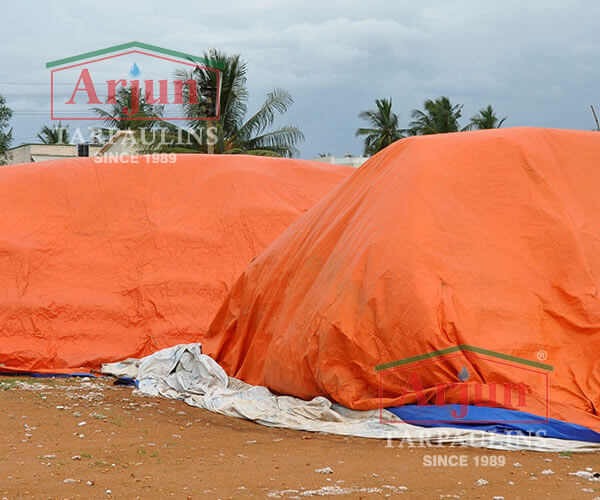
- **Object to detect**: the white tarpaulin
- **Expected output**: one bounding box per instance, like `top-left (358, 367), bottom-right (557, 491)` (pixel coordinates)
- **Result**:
top-left (101, 343), bottom-right (600, 452)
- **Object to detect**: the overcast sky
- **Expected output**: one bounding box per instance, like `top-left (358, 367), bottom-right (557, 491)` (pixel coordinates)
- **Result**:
top-left (1, 0), bottom-right (599, 158)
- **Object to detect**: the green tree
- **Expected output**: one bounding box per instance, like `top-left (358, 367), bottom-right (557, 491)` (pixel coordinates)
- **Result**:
top-left (90, 85), bottom-right (167, 151)
top-left (355, 98), bottom-right (404, 155)
top-left (467, 104), bottom-right (507, 130)
top-left (170, 49), bottom-right (304, 157)
top-left (0, 94), bottom-right (13, 165)
top-left (37, 121), bottom-right (70, 144)
top-left (409, 96), bottom-right (465, 135)
top-left (91, 86), bottom-right (164, 131)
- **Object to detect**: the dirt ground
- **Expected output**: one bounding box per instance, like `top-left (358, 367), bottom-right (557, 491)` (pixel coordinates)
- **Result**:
top-left (0, 376), bottom-right (598, 499)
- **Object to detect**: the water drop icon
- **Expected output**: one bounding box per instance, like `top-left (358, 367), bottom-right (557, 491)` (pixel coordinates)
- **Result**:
top-left (129, 63), bottom-right (141, 78)
top-left (457, 365), bottom-right (470, 382)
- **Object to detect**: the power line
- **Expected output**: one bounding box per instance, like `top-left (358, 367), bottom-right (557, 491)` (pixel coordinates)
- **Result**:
top-left (1, 95), bottom-right (190, 98)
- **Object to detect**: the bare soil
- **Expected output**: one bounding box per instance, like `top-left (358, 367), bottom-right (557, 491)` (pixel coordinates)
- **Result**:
top-left (0, 376), bottom-right (598, 499)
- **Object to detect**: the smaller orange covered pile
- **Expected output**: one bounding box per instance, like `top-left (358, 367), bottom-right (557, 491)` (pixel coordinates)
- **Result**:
top-left (0, 154), bottom-right (351, 373)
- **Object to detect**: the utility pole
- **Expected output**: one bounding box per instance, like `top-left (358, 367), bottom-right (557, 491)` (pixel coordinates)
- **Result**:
top-left (591, 105), bottom-right (600, 131)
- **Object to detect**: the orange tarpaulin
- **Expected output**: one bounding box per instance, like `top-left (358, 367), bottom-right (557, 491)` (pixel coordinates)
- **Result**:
top-left (205, 128), bottom-right (600, 433)
top-left (0, 154), bottom-right (351, 373)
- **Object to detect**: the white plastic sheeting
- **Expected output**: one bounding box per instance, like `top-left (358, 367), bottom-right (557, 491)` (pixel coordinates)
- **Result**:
top-left (101, 343), bottom-right (600, 452)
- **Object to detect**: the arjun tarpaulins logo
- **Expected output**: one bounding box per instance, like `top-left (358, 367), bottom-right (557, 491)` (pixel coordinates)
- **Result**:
top-left (46, 41), bottom-right (222, 121)
top-left (376, 344), bottom-right (553, 424)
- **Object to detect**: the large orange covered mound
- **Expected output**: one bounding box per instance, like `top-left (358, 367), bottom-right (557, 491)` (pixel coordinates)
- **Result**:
top-left (205, 128), bottom-right (600, 433)
top-left (0, 154), bottom-right (351, 373)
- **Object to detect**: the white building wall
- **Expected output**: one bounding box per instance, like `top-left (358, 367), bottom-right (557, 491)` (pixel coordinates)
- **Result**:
top-left (4, 144), bottom-right (101, 165)
top-left (313, 155), bottom-right (369, 168)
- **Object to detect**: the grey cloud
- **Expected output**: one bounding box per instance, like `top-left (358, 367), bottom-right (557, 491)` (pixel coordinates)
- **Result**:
top-left (1, 0), bottom-right (599, 156)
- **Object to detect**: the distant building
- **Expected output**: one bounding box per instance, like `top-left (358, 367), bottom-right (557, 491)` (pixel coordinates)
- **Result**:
top-left (4, 143), bottom-right (102, 165)
top-left (4, 131), bottom-right (140, 165)
top-left (313, 153), bottom-right (369, 168)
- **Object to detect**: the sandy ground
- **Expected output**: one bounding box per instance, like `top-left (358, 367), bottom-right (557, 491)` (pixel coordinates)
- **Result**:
top-left (0, 376), bottom-right (598, 499)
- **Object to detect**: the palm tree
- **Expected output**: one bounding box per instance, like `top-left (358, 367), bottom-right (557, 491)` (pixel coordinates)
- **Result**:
top-left (171, 49), bottom-right (304, 157)
top-left (409, 96), bottom-right (465, 135)
top-left (355, 98), bottom-right (404, 156)
top-left (37, 122), bottom-right (69, 144)
top-left (467, 105), bottom-right (507, 130)
top-left (90, 86), bottom-right (167, 151)
top-left (91, 86), bottom-right (164, 131)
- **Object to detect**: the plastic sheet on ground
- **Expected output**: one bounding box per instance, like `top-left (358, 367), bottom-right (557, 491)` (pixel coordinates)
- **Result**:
top-left (101, 343), bottom-right (600, 452)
